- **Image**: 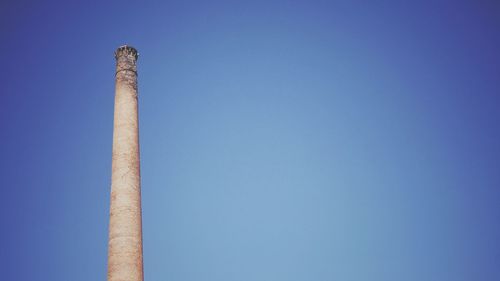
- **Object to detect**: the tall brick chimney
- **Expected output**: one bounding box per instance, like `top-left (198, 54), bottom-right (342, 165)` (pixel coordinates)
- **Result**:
top-left (107, 45), bottom-right (144, 281)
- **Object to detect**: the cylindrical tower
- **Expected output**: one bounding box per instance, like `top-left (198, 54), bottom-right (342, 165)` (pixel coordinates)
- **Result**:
top-left (107, 45), bottom-right (144, 281)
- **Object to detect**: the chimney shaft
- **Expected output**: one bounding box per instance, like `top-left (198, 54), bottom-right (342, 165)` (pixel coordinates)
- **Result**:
top-left (107, 45), bottom-right (144, 281)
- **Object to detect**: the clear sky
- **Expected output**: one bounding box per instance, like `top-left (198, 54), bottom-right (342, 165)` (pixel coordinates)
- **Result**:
top-left (1, 0), bottom-right (499, 280)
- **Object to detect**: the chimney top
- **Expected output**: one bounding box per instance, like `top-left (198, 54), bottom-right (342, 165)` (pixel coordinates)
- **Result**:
top-left (115, 45), bottom-right (138, 60)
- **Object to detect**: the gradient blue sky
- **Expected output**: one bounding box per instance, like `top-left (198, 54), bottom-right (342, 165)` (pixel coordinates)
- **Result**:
top-left (1, 0), bottom-right (500, 280)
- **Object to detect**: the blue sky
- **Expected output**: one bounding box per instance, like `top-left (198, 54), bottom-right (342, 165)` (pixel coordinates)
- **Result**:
top-left (1, 0), bottom-right (499, 280)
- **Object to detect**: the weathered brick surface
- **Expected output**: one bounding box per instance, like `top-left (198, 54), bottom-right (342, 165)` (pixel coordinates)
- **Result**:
top-left (108, 45), bottom-right (144, 281)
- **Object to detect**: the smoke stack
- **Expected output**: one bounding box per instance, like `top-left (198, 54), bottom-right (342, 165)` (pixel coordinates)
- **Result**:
top-left (107, 45), bottom-right (144, 281)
